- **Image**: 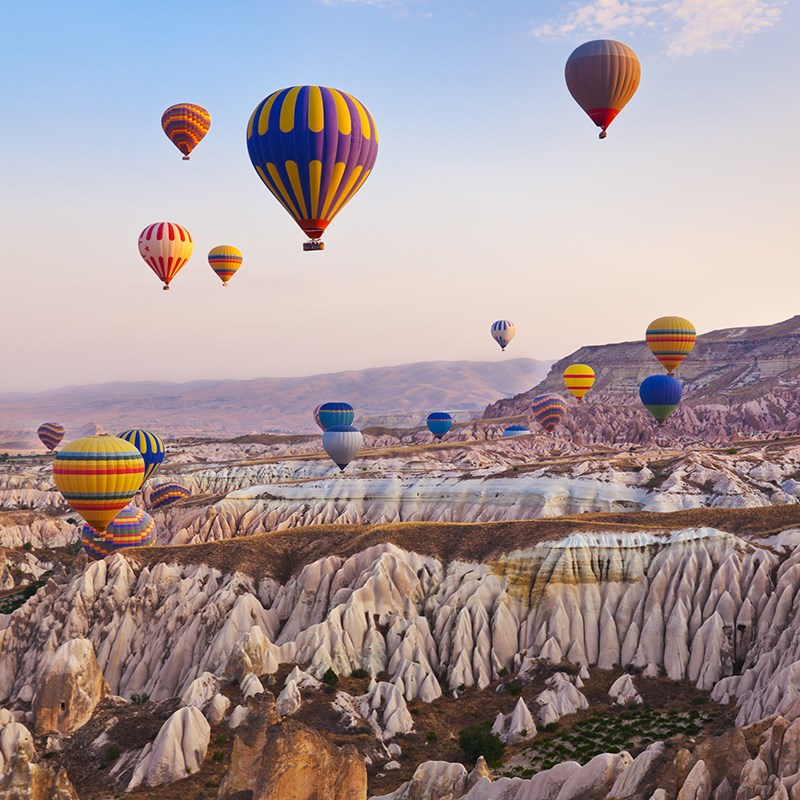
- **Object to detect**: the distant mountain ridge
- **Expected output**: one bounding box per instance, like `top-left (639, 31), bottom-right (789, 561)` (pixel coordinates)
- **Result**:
top-left (484, 316), bottom-right (800, 444)
top-left (0, 359), bottom-right (550, 444)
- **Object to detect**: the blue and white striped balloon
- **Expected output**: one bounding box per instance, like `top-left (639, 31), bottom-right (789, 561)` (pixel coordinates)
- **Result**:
top-left (491, 320), bottom-right (516, 351)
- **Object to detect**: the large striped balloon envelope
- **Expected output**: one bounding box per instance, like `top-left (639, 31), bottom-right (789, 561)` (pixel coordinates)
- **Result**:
top-left (53, 436), bottom-right (144, 533)
top-left (161, 103), bottom-right (211, 160)
top-left (316, 402), bottom-right (355, 431)
top-left (563, 364), bottom-right (595, 400)
top-left (149, 482), bottom-right (190, 511)
top-left (208, 245), bottom-right (243, 287)
top-left (37, 422), bottom-right (65, 452)
top-left (117, 429), bottom-right (165, 483)
top-left (81, 505), bottom-right (157, 560)
top-left (137, 222), bottom-right (194, 290)
top-left (646, 317), bottom-right (696, 374)
top-left (530, 394), bottom-right (568, 434)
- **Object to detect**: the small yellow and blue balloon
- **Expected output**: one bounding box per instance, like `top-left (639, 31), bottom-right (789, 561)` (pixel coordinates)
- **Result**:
top-left (138, 222), bottom-right (194, 290)
top-left (639, 375), bottom-right (683, 425)
top-left (247, 86), bottom-right (378, 249)
top-left (503, 425), bottom-right (529, 438)
top-left (208, 246), bottom-right (243, 287)
top-left (53, 436), bottom-right (144, 533)
top-left (322, 425), bottom-right (363, 471)
top-left (563, 364), bottom-right (595, 400)
top-left (427, 412), bottom-right (453, 441)
top-left (117, 430), bottom-right (165, 482)
top-left (565, 40), bottom-right (641, 139)
top-left (531, 394), bottom-right (567, 434)
top-left (37, 422), bottom-right (65, 452)
top-left (491, 320), bottom-right (515, 351)
top-left (646, 317), bottom-right (696, 374)
top-left (161, 103), bottom-right (211, 160)
top-left (149, 482), bottom-right (190, 511)
top-left (81, 506), bottom-right (156, 560)
top-left (315, 402), bottom-right (355, 431)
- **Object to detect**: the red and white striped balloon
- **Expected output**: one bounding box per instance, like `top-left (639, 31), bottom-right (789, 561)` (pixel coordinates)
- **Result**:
top-left (138, 222), bottom-right (194, 290)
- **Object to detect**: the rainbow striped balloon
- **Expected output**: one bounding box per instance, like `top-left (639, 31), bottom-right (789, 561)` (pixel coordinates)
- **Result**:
top-left (563, 364), bottom-right (595, 400)
top-left (646, 317), bottom-right (696, 374)
top-left (161, 103), bottom-right (211, 160)
top-left (81, 505), bottom-right (157, 560)
top-left (117, 430), bottom-right (165, 482)
top-left (37, 422), bottom-right (65, 452)
top-left (530, 394), bottom-right (567, 434)
top-left (208, 245), bottom-right (243, 286)
top-left (53, 436), bottom-right (144, 533)
top-left (149, 482), bottom-right (190, 511)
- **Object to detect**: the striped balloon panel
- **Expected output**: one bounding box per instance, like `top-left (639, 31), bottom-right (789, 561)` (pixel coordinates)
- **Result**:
top-left (149, 482), bottom-right (190, 510)
top-left (503, 425), bottom-right (529, 437)
top-left (53, 437), bottom-right (144, 532)
top-left (491, 320), bottom-right (516, 349)
top-left (646, 316), bottom-right (696, 373)
top-left (563, 364), bottom-right (596, 399)
top-left (138, 222), bottom-right (194, 287)
top-left (426, 412), bottom-right (453, 440)
top-left (565, 40), bottom-right (641, 132)
top-left (322, 425), bottom-right (363, 470)
top-left (639, 375), bottom-right (683, 424)
top-left (37, 422), bottom-right (65, 451)
top-left (247, 86), bottom-right (379, 240)
top-left (317, 402), bottom-right (355, 430)
top-left (530, 394), bottom-right (567, 433)
top-left (161, 103), bottom-right (211, 158)
top-left (117, 429), bottom-right (165, 482)
top-left (81, 506), bottom-right (156, 560)
top-left (208, 245), bottom-right (243, 284)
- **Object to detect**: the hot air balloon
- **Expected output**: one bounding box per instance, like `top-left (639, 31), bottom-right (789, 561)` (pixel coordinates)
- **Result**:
top-left (138, 222), bottom-right (194, 290)
top-left (81, 505), bottom-right (157, 560)
top-left (322, 425), bottom-right (363, 471)
top-left (208, 245), bottom-right (243, 287)
top-left (563, 364), bottom-right (595, 401)
top-left (639, 375), bottom-right (683, 425)
top-left (316, 402), bottom-right (355, 431)
top-left (491, 320), bottom-right (516, 351)
top-left (646, 317), bottom-right (696, 374)
top-left (427, 412), bottom-right (453, 441)
top-left (53, 436), bottom-right (144, 533)
top-left (503, 425), bottom-right (529, 438)
top-left (161, 103), bottom-right (211, 160)
top-left (531, 394), bottom-right (567, 434)
top-left (246, 86), bottom-right (379, 251)
top-left (149, 482), bottom-right (191, 511)
top-left (117, 429), bottom-right (165, 482)
top-left (37, 422), bottom-right (65, 452)
top-left (565, 40), bottom-right (641, 139)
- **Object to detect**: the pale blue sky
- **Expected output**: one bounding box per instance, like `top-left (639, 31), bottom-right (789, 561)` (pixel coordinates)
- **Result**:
top-left (2, 0), bottom-right (797, 390)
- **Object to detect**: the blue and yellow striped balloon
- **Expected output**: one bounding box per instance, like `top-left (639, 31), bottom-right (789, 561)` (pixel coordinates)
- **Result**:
top-left (53, 436), bottom-right (145, 533)
top-left (149, 482), bottom-right (190, 511)
top-left (81, 505), bottom-right (157, 560)
top-left (530, 394), bottom-right (567, 434)
top-left (247, 86), bottom-right (379, 247)
top-left (117, 430), bottom-right (165, 482)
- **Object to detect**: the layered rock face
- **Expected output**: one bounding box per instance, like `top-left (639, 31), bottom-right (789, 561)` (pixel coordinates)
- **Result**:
top-left (484, 315), bottom-right (800, 443)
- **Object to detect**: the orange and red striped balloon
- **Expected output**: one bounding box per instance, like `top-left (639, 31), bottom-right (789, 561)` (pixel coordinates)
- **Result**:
top-left (161, 103), bottom-right (211, 160)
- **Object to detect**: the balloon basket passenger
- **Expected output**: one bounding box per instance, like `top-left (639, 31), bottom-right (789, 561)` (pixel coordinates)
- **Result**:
top-left (303, 240), bottom-right (325, 252)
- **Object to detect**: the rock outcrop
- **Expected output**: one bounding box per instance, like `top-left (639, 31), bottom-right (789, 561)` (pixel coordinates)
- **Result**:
top-left (32, 638), bottom-right (107, 734)
top-left (0, 751), bottom-right (80, 800)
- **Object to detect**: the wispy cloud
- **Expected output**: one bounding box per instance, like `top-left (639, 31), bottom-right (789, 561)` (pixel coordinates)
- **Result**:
top-left (531, 0), bottom-right (785, 55)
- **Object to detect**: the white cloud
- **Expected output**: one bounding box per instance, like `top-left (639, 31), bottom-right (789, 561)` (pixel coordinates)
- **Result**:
top-left (530, 0), bottom-right (785, 55)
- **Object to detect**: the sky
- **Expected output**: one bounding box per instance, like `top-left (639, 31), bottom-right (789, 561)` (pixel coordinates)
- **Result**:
top-left (1, 0), bottom-right (798, 391)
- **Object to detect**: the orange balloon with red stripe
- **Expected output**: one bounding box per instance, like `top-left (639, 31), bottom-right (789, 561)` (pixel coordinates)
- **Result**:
top-left (563, 364), bottom-right (595, 400)
top-left (53, 436), bottom-right (145, 533)
top-left (646, 317), bottom-right (696, 374)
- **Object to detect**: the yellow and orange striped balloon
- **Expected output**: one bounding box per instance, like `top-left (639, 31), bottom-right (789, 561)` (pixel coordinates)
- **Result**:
top-left (563, 364), bottom-right (595, 400)
top-left (208, 245), bottom-right (243, 286)
top-left (53, 436), bottom-right (145, 533)
top-left (646, 317), bottom-right (696, 374)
